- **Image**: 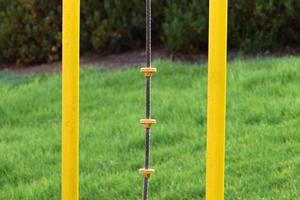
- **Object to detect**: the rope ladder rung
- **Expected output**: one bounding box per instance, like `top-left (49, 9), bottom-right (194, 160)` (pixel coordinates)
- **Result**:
top-left (140, 67), bottom-right (157, 77)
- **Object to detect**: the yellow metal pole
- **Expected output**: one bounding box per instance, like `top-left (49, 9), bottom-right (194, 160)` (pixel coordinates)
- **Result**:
top-left (62, 0), bottom-right (80, 199)
top-left (206, 0), bottom-right (228, 199)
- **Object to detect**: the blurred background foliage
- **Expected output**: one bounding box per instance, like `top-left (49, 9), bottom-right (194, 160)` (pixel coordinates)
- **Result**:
top-left (0, 0), bottom-right (299, 65)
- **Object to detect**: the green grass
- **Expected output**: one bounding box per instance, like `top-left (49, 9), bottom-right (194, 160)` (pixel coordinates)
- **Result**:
top-left (0, 57), bottom-right (300, 199)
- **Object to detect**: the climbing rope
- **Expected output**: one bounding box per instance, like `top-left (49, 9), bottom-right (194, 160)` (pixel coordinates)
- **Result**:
top-left (139, 0), bottom-right (156, 200)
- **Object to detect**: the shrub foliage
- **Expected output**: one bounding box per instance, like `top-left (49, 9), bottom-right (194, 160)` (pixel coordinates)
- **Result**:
top-left (0, 0), bottom-right (299, 65)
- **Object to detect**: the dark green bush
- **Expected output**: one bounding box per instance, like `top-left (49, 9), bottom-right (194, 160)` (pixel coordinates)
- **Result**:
top-left (163, 0), bottom-right (208, 53)
top-left (81, 0), bottom-right (165, 53)
top-left (0, 0), bottom-right (61, 65)
top-left (228, 0), bottom-right (300, 51)
top-left (163, 0), bottom-right (300, 53)
top-left (81, 0), bottom-right (145, 54)
top-left (0, 0), bottom-right (299, 65)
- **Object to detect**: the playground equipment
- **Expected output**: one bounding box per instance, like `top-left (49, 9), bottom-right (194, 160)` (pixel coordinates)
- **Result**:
top-left (61, 0), bottom-right (228, 199)
top-left (206, 0), bottom-right (228, 199)
top-left (62, 0), bottom-right (80, 199)
top-left (138, 0), bottom-right (157, 200)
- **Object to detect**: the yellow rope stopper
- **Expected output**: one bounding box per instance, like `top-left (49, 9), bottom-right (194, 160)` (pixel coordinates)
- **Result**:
top-left (139, 168), bottom-right (155, 178)
top-left (140, 119), bottom-right (156, 129)
top-left (140, 67), bottom-right (157, 77)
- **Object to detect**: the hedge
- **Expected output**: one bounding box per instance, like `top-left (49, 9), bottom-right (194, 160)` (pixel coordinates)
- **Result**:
top-left (0, 0), bottom-right (62, 65)
top-left (0, 0), bottom-right (299, 65)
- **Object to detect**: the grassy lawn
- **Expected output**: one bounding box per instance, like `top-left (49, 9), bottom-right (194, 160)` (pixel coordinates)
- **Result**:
top-left (0, 57), bottom-right (300, 199)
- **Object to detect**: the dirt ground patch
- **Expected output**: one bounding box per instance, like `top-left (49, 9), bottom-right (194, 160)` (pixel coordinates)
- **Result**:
top-left (1, 46), bottom-right (300, 75)
top-left (0, 48), bottom-right (172, 74)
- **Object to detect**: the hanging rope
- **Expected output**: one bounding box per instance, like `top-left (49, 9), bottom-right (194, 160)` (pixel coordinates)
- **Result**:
top-left (139, 0), bottom-right (157, 200)
top-left (146, 0), bottom-right (151, 68)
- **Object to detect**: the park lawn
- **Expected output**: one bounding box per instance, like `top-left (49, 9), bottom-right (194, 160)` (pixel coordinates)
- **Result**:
top-left (0, 57), bottom-right (300, 200)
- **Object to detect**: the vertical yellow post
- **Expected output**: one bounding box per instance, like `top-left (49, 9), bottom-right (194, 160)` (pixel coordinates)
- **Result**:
top-left (206, 0), bottom-right (228, 200)
top-left (62, 0), bottom-right (80, 199)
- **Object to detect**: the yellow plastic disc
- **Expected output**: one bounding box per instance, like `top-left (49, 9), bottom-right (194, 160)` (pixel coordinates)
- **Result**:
top-left (140, 67), bottom-right (157, 77)
top-left (140, 119), bottom-right (156, 129)
top-left (139, 168), bottom-right (155, 178)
